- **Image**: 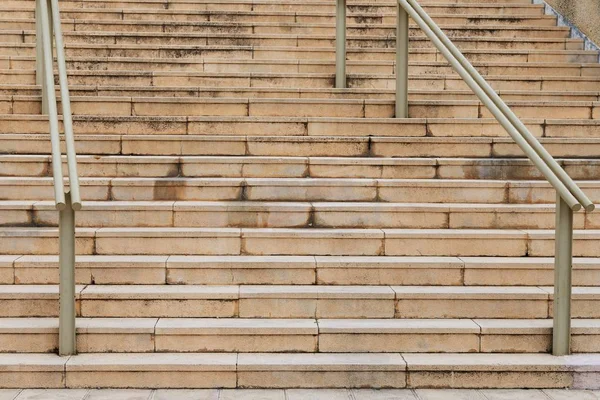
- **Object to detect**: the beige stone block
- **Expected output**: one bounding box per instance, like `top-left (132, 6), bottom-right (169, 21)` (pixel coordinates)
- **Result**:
top-left (0, 372), bottom-right (65, 388)
top-left (384, 230), bottom-right (528, 257)
top-left (239, 299), bottom-right (317, 318)
top-left (481, 335), bottom-right (550, 353)
top-left (155, 335), bottom-right (316, 353)
top-left (316, 299), bottom-right (394, 319)
top-left (81, 299), bottom-right (236, 318)
top-left (241, 229), bottom-right (384, 256)
top-left (77, 333), bottom-right (154, 353)
top-left (168, 268), bottom-right (314, 285)
top-left (95, 228), bottom-right (241, 255)
top-left (407, 371), bottom-right (572, 389)
top-left (66, 371), bottom-right (236, 388)
top-left (319, 333), bottom-right (479, 353)
top-left (0, 333), bottom-right (58, 353)
top-left (396, 299), bottom-right (547, 319)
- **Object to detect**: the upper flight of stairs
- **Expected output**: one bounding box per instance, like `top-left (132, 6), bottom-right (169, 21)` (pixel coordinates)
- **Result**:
top-left (1, 0), bottom-right (600, 390)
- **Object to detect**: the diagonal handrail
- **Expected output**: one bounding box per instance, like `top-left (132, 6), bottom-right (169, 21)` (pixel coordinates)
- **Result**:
top-left (335, 0), bottom-right (594, 356)
top-left (35, 0), bottom-right (80, 356)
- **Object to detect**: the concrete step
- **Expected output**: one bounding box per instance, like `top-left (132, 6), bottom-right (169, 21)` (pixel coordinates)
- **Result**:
top-left (6, 115), bottom-right (600, 139)
top-left (0, 227), bottom-right (599, 256)
top-left (1, 177), bottom-right (599, 204)
top-left (6, 96), bottom-right (600, 119)
top-left (0, 201), bottom-right (597, 230)
top-left (0, 43), bottom-right (598, 64)
top-left (1, 317), bottom-right (600, 354)
top-left (3, 132), bottom-right (600, 160)
top-left (2, 284), bottom-right (600, 318)
top-left (3, 85), bottom-right (600, 103)
top-left (3, 255), bottom-right (600, 286)
top-left (5, 70), bottom-right (600, 92)
top-left (0, 3), bottom-right (549, 15)
top-left (1, 0), bottom-right (548, 15)
top-left (2, 352), bottom-right (598, 389)
top-left (0, 9), bottom-right (560, 27)
top-left (6, 57), bottom-right (600, 77)
top-left (2, 45), bottom-right (598, 63)
top-left (3, 155), bottom-right (599, 180)
top-left (0, 19), bottom-right (571, 38)
top-left (3, 30), bottom-right (583, 50)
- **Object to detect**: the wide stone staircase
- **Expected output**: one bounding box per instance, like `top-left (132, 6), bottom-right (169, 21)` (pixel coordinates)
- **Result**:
top-left (1, 0), bottom-right (600, 389)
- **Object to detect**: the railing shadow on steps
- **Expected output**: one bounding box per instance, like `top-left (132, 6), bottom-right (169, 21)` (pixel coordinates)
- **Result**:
top-left (335, 0), bottom-right (595, 356)
top-left (35, 0), bottom-right (81, 356)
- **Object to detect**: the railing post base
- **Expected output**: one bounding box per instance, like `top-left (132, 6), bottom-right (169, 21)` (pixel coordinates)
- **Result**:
top-left (553, 192), bottom-right (573, 356)
top-left (395, 4), bottom-right (409, 118)
top-left (59, 192), bottom-right (76, 356)
top-left (335, 0), bottom-right (346, 89)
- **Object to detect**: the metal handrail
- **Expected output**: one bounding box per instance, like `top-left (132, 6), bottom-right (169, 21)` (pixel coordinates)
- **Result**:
top-left (35, 0), bottom-right (80, 356)
top-left (335, 0), bottom-right (595, 356)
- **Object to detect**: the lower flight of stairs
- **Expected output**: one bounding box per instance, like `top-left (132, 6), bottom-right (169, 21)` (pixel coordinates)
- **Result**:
top-left (2, 0), bottom-right (600, 390)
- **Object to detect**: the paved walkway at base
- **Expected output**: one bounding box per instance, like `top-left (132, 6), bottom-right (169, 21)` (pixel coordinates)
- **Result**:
top-left (1, 389), bottom-right (599, 400)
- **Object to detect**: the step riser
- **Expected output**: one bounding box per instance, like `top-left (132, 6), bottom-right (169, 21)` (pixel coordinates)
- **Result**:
top-left (6, 34), bottom-right (582, 51)
top-left (0, 12), bottom-right (559, 27)
top-left (6, 160), bottom-right (596, 180)
top-left (0, 21), bottom-right (570, 38)
top-left (3, 49), bottom-right (598, 64)
top-left (9, 60), bottom-right (600, 77)
top-left (2, 180), bottom-right (600, 204)
top-left (4, 99), bottom-right (600, 120)
top-left (1, 208), bottom-right (596, 230)
top-left (0, 296), bottom-right (597, 319)
top-left (1, 329), bottom-right (597, 354)
top-left (0, 231), bottom-right (598, 257)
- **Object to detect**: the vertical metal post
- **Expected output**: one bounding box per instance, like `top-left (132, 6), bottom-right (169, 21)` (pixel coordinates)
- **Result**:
top-left (553, 192), bottom-right (574, 356)
top-left (59, 192), bottom-right (76, 356)
top-left (395, 4), bottom-right (409, 118)
top-left (335, 0), bottom-right (346, 88)
top-left (35, 0), bottom-right (46, 112)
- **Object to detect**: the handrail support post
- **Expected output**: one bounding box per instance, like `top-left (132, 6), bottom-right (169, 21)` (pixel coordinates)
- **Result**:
top-left (553, 192), bottom-right (573, 356)
top-left (35, 0), bottom-right (47, 113)
top-left (396, 3), bottom-right (409, 118)
top-left (335, 0), bottom-right (346, 88)
top-left (59, 192), bottom-right (76, 356)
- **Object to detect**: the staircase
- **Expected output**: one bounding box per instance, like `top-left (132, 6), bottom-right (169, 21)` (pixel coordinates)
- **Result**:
top-left (1, 0), bottom-right (600, 389)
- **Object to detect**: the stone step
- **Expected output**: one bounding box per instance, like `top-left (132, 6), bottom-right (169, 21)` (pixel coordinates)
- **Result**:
top-left (3, 155), bottom-right (599, 180)
top-left (1, 201), bottom-right (597, 230)
top-left (3, 85), bottom-right (600, 103)
top-left (1, 284), bottom-right (600, 318)
top-left (2, 45), bottom-right (598, 63)
top-left (3, 132), bottom-right (600, 159)
top-left (0, 227), bottom-right (599, 257)
top-left (5, 96), bottom-right (600, 119)
top-left (0, 9), bottom-right (559, 27)
top-left (3, 30), bottom-right (583, 50)
top-left (5, 70), bottom-right (600, 91)
top-left (6, 115), bottom-right (600, 139)
top-left (6, 57), bottom-right (600, 77)
top-left (0, 19), bottom-right (571, 38)
top-left (2, 352), bottom-right (599, 389)
top-left (0, 2), bottom-right (549, 15)
top-left (1, 317), bottom-right (600, 354)
top-left (1, 177), bottom-right (599, 204)
top-left (3, 255), bottom-right (600, 286)
top-left (3, 0), bottom-right (545, 14)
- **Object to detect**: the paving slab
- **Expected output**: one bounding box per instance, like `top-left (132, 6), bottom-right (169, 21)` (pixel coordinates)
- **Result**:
top-left (15, 391), bottom-right (89, 400)
top-left (152, 390), bottom-right (219, 400)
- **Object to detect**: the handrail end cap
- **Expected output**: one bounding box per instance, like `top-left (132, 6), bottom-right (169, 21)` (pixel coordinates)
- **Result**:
top-left (55, 202), bottom-right (66, 211)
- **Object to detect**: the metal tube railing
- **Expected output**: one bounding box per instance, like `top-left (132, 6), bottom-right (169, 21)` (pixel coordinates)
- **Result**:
top-left (335, 0), bottom-right (594, 356)
top-left (336, 0), bottom-right (347, 88)
top-left (35, 0), bottom-right (80, 356)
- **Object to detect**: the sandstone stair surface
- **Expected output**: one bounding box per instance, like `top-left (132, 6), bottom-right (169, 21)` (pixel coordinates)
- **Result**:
top-left (1, 0), bottom-right (600, 389)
